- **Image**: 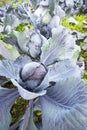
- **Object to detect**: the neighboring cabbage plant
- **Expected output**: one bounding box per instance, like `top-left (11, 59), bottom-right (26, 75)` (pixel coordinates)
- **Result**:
top-left (0, 52), bottom-right (86, 130)
top-left (13, 29), bottom-right (44, 58)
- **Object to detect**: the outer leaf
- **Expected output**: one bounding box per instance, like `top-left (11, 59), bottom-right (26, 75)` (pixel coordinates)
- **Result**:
top-left (0, 40), bottom-right (11, 59)
top-left (47, 60), bottom-right (82, 82)
top-left (19, 100), bottom-right (38, 130)
top-left (41, 26), bottom-right (80, 66)
top-left (0, 56), bottom-right (31, 80)
top-left (4, 14), bottom-right (20, 29)
top-left (13, 30), bottom-right (29, 54)
top-left (0, 40), bottom-right (20, 60)
top-left (11, 79), bottom-right (46, 100)
top-left (0, 60), bottom-right (18, 79)
top-left (14, 55), bottom-right (32, 69)
top-left (0, 87), bottom-right (19, 130)
top-left (35, 60), bottom-right (82, 91)
top-left (14, 55), bottom-right (32, 78)
top-left (40, 78), bottom-right (87, 130)
top-left (4, 43), bottom-right (20, 60)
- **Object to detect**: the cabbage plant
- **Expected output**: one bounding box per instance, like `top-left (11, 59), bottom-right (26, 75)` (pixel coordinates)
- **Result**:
top-left (0, 0), bottom-right (87, 130)
top-left (0, 36), bottom-right (86, 130)
top-left (0, 54), bottom-right (87, 130)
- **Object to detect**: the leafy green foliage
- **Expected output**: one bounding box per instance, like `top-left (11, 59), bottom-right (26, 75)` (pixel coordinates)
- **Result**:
top-left (0, 34), bottom-right (5, 40)
top-left (62, 15), bottom-right (87, 34)
top-left (81, 50), bottom-right (87, 58)
top-left (11, 97), bottom-right (28, 125)
top-left (15, 23), bottom-right (34, 32)
top-left (0, 0), bottom-right (30, 6)
top-left (15, 23), bottom-right (26, 32)
top-left (83, 70), bottom-right (87, 82)
top-left (28, 24), bottom-right (34, 30)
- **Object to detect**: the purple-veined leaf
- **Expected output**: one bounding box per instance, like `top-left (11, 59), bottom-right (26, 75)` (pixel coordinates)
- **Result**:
top-left (11, 79), bottom-right (46, 100)
top-left (0, 60), bottom-right (18, 79)
top-left (41, 26), bottom-right (80, 66)
top-left (22, 3), bottom-right (37, 28)
top-left (19, 100), bottom-right (38, 130)
top-left (14, 6), bottom-right (29, 21)
top-left (27, 32), bottom-right (43, 58)
top-left (14, 29), bottom-right (43, 58)
top-left (35, 60), bottom-right (82, 91)
top-left (14, 55), bottom-right (32, 71)
top-left (47, 60), bottom-right (82, 82)
top-left (0, 56), bottom-right (31, 80)
top-left (0, 87), bottom-right (19, 130)
top-left (40, 78), bottom-right (87, 130)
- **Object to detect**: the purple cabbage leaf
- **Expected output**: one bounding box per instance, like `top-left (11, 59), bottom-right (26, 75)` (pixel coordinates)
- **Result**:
top-left (0, 87), bottom-right (19, 130)
top-left (41, 26), bottom-right (80, 66)
top-left (40, 77), bottom-right (87, 130)
top-left (19, 100), bottom-right (38, 130)
top-left (13, 30), bottom-right (43, 58)
top-left (0, 60), bottom-right (18, 79)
